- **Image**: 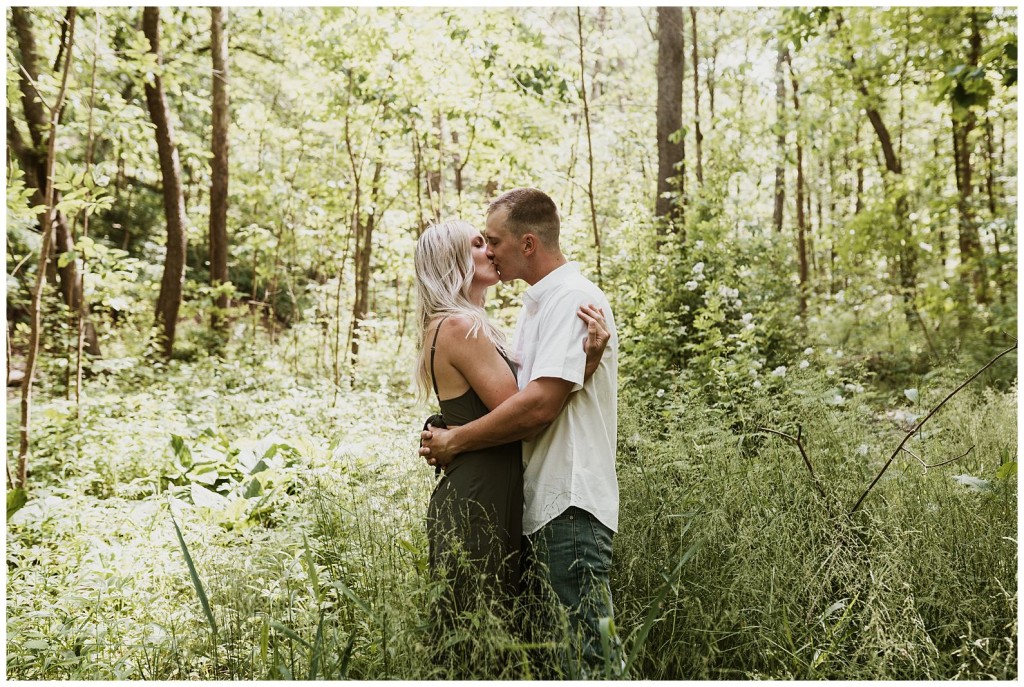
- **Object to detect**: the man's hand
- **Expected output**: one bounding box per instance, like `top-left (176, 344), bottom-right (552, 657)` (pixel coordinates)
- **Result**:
top-left (420, 424), bottom-right (457, 469)
top-left (578, 303), bottom-right (610, 379)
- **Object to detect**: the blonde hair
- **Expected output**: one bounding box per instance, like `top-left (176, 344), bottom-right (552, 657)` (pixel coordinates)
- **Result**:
top-left (413, 219), bottom-right (507, 398)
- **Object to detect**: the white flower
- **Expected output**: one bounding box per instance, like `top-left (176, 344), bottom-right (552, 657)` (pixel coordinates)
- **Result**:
top-left (835, 350), bottom-right (844, 358)
top-left (742, 313), bottom-right (753, 324)
top-left (771, 366), bottom-right (787, 377)
top-left (692, 261), bottom-right (705, 275)
top-left (752, 380), bottom-right (762, 389)
top-left (656, 388), bottom-right (665, 398)
top-left (803, 347), bottom-right (814, 355)
top-left (734, 299), bottom-right (742, 308)
top-left (857, 443), bottom-right (870, 456)
top-left (826, 369), bottom-right (835, 376)
top-left (685, 280), bottom-right (699, 291)
top-left (695, 240), bottom-right (705, 249)
top-left (799, 360), bottom-right (809, 369)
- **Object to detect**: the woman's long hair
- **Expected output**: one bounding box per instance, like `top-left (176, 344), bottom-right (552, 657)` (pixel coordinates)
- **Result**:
top-left (414, 219), bottom-right (507, 399)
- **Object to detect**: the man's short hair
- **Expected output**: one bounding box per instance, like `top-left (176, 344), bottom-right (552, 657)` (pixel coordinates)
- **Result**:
top-left (487, 187), bottom-right (560, 249)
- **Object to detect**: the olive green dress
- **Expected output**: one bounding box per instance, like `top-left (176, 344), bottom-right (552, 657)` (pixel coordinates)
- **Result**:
top-left (426, 343), bottom-right (523, 620)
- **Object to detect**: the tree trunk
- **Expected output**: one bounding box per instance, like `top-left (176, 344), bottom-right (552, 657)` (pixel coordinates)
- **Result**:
top-left (16, 7), bottom-right (77, 491)
top-left (773, 41), bottom-right (786, 233)
top-left (11, 7), bottom-right (82, 314)
top-left (836, 12), bottom-right (915, 319)
top-left (209, 6), bottom-right (230, 329)
top-left (577, 7), bottom-right (603, 286)
top-left (143, 6), bottom-right (188, 358)
top-left (655, 7), bottom-right (685, 229)
top-left (350, 157), bottom-right (383, 363)
top-left (785, 50), bottom-right (808, 316)
top-left (690, 7), bottom-right (703, 188)
top-left (952, 10), bottom-right (987, 306)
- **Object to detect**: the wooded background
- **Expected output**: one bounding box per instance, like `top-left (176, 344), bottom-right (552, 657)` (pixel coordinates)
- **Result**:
top-left (5, 6), bottom-right (1018, 680)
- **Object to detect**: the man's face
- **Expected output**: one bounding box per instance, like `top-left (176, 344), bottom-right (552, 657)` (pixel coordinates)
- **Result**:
top-left (484, 207), bottom-right (524, 283)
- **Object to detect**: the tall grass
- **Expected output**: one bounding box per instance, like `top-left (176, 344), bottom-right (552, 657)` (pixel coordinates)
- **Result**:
top-left (6, 339), bottom-right (1016, 679)
top-left (613, 375), bottom-right (1017, 679)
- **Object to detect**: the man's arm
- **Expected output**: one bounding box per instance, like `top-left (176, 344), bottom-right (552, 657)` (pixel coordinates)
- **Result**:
top-left (421, 376), bottom-right (575, 467)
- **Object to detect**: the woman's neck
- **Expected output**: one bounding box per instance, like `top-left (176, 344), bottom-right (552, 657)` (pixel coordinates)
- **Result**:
top-left (469, 284), bottom-right (487, 307)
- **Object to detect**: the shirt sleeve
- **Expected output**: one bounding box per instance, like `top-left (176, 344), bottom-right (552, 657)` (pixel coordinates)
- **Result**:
top-left (527, 288), bottom-right (589, 391)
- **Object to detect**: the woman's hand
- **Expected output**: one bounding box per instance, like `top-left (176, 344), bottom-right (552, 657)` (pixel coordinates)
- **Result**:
top-left (578, 303), bottom-right (610, 380)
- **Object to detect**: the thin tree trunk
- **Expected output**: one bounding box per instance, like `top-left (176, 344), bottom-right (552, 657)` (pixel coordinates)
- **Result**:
top-left (17, 7), bottom-right (77, 491)
top-left (143, 6), bottom-right (189, 358)
top-left (413, 130), bottom-right (426, 235)
top-left (209, 7), bottom-right (230, 330)
top-left (836, 11), bottom-right (914, 319)
top-left (11, 8), bottom-right (82, 314)
top-left (76, 9), bottom-right (103, 411)
top-left (785, 50), bottom-right (808, 316)
top-left (952, 9), bottom-right (986, 306)
top-left (773, 40), bottom-right (786, 233)
top-left (577, 8), bottom-right (602, 286)
top-left (350, 156), bottom-right (384, 363)
top-left (655, 7), bottom-right (685, 230)
top-left (690, 7), bottom-right (703, 187)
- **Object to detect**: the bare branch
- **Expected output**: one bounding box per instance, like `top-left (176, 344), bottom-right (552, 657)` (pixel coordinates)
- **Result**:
top-left (850, 342), bottom-right (1017, 515)
top-left (757, 425), bottom-right (828, 503)
top-left (901, 445), bottom-right (975, 471)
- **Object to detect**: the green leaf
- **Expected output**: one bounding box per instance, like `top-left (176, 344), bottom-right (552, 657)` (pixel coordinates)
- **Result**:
top-left (171, 435), bottom-right (192, 465)
top-left (996, 461), bottom-right (1016, 480)
top-left (7, 488), bottom-right (28, 519)
top-left (302, 533), bottom-right (322, 602)
top-left (244, 478), bottom-right (263, 498)
top-left (169, 512), bottom-right (218, 636)
top-left (270, 619), bottom-right (311, 648)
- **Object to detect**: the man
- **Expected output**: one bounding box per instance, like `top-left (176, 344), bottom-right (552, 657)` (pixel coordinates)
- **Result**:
top-left (420, 187), bottom-right (619, 674)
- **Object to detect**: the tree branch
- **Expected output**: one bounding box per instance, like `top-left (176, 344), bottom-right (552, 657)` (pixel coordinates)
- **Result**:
top-left (758, 425), bottom-right (829, 503)
top-left (901, 445), bottom-right (974, 471)
top-left (850, 341), bottom-right (1017, 514)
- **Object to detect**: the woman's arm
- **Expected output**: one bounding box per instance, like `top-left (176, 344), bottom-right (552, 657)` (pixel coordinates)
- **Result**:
top-left (438, 316), bottom-right (519, 411)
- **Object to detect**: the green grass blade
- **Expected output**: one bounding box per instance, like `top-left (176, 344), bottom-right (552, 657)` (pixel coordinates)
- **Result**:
top-left (169, 512), bottom-right (218, 636)
top-left (308, 611), bottom-right (325, 680)
top-left (269, 619), bottom-right (311, 649)
top-left (302, 532), bottom-right (322, 603)
top-left (338, 631), bottom-right (357, 678)
top-left (622, 542), bottom-right (696, 677)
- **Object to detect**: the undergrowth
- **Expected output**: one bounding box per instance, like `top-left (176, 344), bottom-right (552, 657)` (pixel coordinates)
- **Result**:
top-left (5, 328), bottom-right (1017, 679)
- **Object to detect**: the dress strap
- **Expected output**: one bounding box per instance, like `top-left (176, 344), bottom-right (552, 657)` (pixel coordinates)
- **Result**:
top-left (429, 315), bottom-right (451, 400)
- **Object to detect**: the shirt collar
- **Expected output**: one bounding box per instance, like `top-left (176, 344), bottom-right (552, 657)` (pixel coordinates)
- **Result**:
top-left (523, 262), bottom-right (580, 309)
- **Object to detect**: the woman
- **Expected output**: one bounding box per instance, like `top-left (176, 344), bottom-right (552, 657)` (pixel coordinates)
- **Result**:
top-left (413, 219), bottom-right (607, 622)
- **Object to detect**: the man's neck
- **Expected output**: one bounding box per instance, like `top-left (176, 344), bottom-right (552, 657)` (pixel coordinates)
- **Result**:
top-left (524, 252), bottom-right (568, 286)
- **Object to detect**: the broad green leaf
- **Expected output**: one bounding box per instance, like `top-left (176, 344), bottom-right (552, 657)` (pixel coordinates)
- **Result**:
top-left (7, 488), bottom-right (28, 519)
top-left (190, 483), bottom-right (229, 509)
top-left (996, 461), bottom-right (1016, 480)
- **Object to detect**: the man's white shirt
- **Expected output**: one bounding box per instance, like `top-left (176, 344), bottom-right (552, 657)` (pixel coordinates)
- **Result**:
top-left (512, 262), bottom-right (619, 535)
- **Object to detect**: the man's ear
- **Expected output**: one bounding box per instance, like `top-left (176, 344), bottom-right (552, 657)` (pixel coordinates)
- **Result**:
top-left (522, 233), bottom-right (537, 256)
